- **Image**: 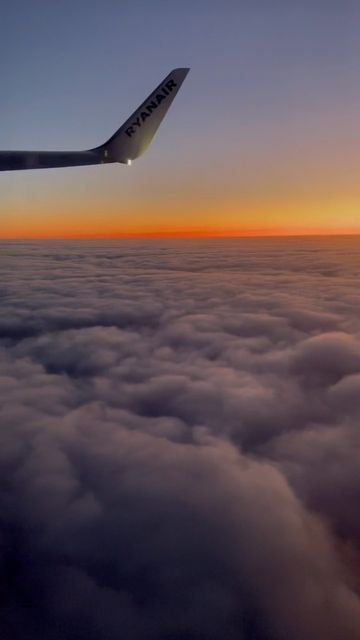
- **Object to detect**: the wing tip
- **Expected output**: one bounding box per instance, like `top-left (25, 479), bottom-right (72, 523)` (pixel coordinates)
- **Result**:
top-left (172, 67), bottom-right (190, 74)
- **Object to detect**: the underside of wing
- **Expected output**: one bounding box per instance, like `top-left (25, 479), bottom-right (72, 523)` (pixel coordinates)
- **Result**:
top-left (0, 150), bottom-right (100, 171)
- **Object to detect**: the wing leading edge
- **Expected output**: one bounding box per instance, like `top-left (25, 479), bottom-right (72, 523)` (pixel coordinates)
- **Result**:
top-left (0, 68), bottom-right (189, 171)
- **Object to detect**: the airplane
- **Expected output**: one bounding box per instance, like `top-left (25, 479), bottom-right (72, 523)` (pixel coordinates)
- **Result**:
top-left (0, 68), bottom-right (189, 171)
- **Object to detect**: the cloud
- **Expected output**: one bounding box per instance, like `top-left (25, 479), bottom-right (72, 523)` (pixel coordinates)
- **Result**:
top-left (0, 237), bottom-right (360, 639)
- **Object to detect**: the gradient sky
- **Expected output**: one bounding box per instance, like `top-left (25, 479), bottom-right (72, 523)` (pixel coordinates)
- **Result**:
top-left (1, 0), bottom-right (360, 238)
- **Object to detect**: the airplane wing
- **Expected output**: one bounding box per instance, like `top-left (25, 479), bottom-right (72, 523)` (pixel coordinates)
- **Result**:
top-left (0, 68), bottom-right (190, 171)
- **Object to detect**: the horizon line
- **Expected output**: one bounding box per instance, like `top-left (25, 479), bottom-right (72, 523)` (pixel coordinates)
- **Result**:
top-left (1, 231), bottom-right (360, 241)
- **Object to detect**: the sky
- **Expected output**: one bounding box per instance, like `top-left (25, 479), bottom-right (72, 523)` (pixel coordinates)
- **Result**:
top-left (1, 1), bottom-right (360, 238)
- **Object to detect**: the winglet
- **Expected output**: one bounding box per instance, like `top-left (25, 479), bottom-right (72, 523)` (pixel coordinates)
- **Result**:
top-left (96, 68), bottom-right (190, 164)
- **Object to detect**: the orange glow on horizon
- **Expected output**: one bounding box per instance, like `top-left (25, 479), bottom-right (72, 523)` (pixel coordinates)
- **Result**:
top-left (2, 226), bottom-right (360, 240)
top-left (2, 193), bottom-right (360, 240)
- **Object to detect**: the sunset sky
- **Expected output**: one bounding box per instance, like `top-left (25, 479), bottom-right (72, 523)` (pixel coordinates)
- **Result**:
top-left (1, 1), bottom-right (360, 238)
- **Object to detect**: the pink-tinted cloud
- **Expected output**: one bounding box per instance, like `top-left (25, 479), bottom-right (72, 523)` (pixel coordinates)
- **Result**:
top-left (0, 237), bottom-right (360, 639)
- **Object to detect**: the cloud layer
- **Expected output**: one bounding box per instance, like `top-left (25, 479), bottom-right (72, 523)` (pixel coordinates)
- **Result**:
top-left (1, 237), bottom-right (360, 639)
